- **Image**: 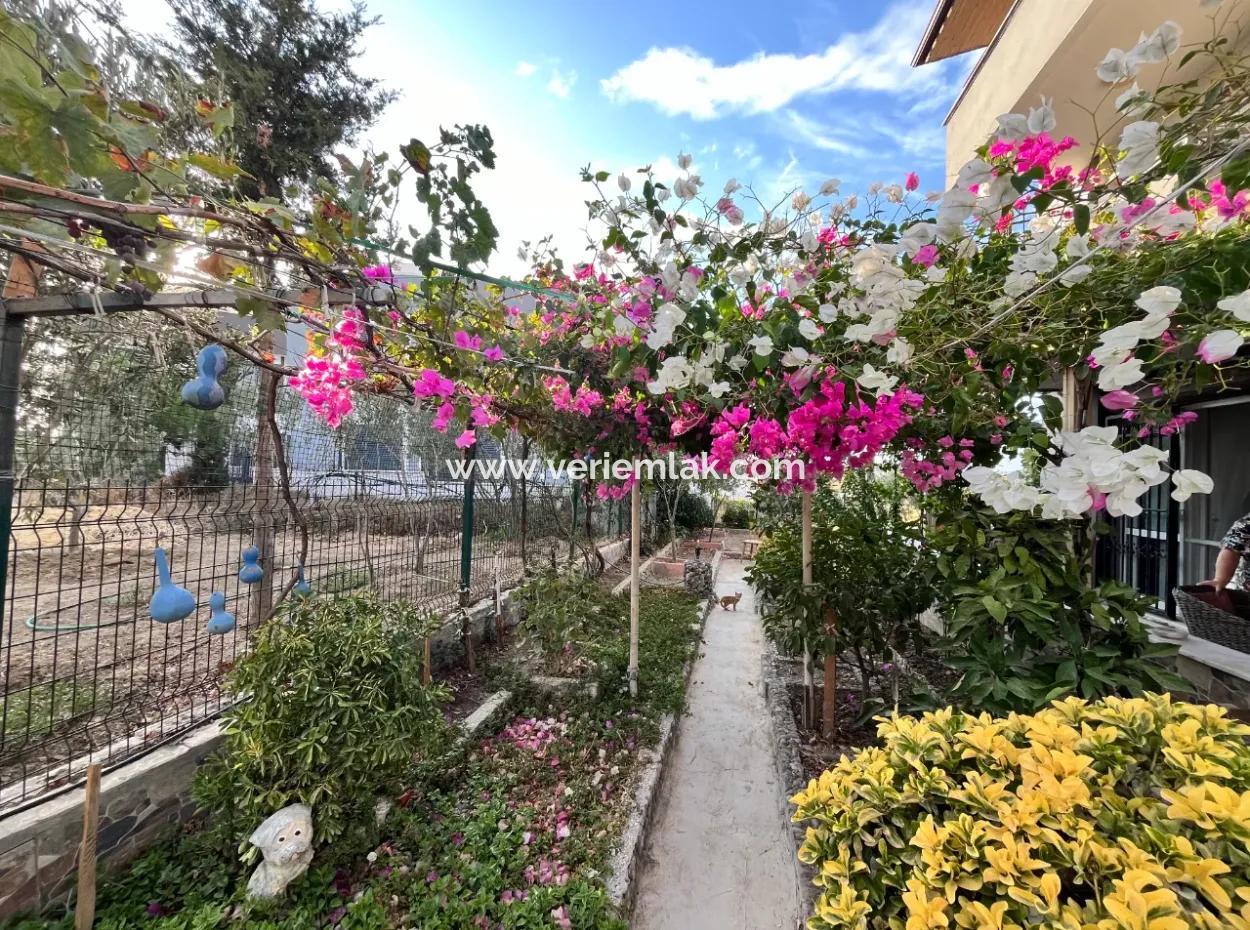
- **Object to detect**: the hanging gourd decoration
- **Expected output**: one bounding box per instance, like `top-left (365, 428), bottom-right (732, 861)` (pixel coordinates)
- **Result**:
top-left (180, 344), bottom-right (228, 410)
top-left (293, 565), bottom-right (312, 599)
top-left (149, 547), bottom-right (196, 624)
top-left (206, 592), bottom-right (236, 635)
top-left (239, 546), bottom-right (264, 585)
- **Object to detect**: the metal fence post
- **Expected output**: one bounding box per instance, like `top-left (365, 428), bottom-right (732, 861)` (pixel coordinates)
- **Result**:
top-left (0, 313), bottom-right (24, 638)
top-left (0, 252), bottom-right (40, 639)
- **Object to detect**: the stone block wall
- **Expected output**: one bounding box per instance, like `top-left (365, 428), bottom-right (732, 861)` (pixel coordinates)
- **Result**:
top-left (0, 722), bottom-right (223, 920)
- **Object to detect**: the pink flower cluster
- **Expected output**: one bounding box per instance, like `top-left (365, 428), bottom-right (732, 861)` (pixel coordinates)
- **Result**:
top-left (542, 376), bottom-right (604, 415)
top-left (289, 355), bottom-right (365, 428)
top-left (989, 132), bottom-right (1079, 190)
top-left (900, 436), bottom-right (976, 493)
top-left (329, 307), bottom-right (367, 350)
top-left (785, 376), bottom-right (922, 479)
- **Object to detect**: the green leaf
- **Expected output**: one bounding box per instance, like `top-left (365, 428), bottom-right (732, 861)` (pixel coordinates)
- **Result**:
top-left (401, 138), bottom-right (432, 175)
top-left (1073, 204), bottom-right (1090, 236)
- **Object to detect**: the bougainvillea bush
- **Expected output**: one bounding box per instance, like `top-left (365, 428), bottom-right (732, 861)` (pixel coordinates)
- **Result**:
top-left (792, 693), bottom-right (1250, 930)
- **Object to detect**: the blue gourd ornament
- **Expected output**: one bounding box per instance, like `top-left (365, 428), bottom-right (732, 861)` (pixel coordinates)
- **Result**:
top-left (180, 344), bottom-right (228, 410)
top-left (239, 546), bottom-right (264, 584)
top-left (149, 547), bottom-right (196, 623)
top-left (293, 565), bottom-right (312, 599)
top-left (206, 592), bottom-right (236, 635)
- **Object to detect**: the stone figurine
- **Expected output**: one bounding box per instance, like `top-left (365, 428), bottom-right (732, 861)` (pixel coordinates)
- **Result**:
top-left (246, 803), bottom-right (314, 899)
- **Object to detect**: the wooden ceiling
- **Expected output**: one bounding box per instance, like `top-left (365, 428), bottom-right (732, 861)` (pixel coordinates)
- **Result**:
top-left (912, 0), bottom-right (1018, 66)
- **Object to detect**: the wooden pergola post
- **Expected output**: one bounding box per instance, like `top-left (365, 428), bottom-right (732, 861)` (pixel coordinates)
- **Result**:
top-left (801, 489), bottom-right (815, 729)
top-left (629, 473), bottom-right (641, 697)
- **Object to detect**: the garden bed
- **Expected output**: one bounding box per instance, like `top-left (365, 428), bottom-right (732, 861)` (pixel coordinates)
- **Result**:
top-left (12, 587), bottom-right (704, 930)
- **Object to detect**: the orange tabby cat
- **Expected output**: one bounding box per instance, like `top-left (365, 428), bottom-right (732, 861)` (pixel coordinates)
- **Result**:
top-left (719, 592), bottom-right (742, 611)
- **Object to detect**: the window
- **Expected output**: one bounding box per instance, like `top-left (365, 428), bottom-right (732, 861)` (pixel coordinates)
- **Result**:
top-left (1180, 397), bottom-right (1250, 587)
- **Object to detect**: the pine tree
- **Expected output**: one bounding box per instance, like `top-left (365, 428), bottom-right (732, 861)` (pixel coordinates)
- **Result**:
top-left (167, 0), bottom-right (395, 199)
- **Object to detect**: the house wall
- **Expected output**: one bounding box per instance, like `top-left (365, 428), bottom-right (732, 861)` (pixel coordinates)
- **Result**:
top-left (944, 0), bottom-right (1250, 183)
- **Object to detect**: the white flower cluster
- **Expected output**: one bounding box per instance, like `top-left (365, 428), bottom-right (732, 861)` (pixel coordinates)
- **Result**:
top-left (963, 426), bottom-right (1213, 520)
top-left (1096, 21), bottom-right (1181, 84)
top-left (1091, 285), bottom-right (1181, 390)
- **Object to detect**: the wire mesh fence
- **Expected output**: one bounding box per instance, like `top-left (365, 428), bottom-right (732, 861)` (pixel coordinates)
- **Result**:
top-left (0, 311), bottom-right (631, 814)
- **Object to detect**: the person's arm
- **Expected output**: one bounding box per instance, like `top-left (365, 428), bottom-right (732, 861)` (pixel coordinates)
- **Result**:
top-left (1203, 547), bottom-right (1242, 592)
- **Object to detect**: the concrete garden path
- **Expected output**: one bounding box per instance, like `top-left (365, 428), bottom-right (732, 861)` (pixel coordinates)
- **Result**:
top-left (632, 560), bottom-right (802, 930)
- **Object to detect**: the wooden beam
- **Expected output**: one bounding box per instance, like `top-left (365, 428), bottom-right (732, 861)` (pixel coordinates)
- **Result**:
top-left (0, 285), bottom-right (395, 318)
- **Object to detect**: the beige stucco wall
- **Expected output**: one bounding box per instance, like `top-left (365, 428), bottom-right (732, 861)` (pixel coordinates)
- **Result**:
top-left (944, 0), bottom-right (1250, 183)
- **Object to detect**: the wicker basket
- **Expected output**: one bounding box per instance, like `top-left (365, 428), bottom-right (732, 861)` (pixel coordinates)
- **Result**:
top-left (1174, 585), bottom-right (1250, 653)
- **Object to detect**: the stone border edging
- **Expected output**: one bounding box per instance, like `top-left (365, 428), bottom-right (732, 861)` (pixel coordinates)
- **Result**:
top-left (605, 551), bottom-right (720, 913)
top-left (762, 639), bottom-right (819, 918)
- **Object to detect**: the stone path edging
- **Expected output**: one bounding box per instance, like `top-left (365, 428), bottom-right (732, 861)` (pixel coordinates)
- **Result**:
top-left (762, 641), bottom-right (819, 917)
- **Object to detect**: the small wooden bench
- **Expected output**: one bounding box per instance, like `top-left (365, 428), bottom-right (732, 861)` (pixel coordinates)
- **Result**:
top-left (742, 539), bottom-right (760, 558)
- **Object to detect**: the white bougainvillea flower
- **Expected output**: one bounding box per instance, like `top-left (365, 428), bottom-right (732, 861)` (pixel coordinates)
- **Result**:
top-left (886, 338), bottom-right (913, 366)
top-left (1172, 468), bottom-right (1215, 502)
top-left (1130, 21), bottom-right (1182, 65)
top-left (1097, 47), bottom-right (1137, 83)
top-left (899, 221), bottom-right (938, 256)
top-left (955, 158), bottom-right (993, 191)
top-left (645, 302), bottom-right (686, 350)
top-left (707, 381), bottom-right (731, 399)
top-left (673, 175), bottom-right (702, 200)
top-left (646, 356), bottom-right (693, 394)
top-left (817, 303), bottom-right (838, 323)
top-left (617, 173), bottom-right (631, 193)
top-left (995, 112), bottom-right (1029, 141)
top-left (1115, 82), bottom-right (1150, 116)
top-left (1027, 96), bottom-right (1056, 134)
top-left (1217, 289), bottom-right (1250, 322)
top-left (1197, 328), bottom-right (1245, 364)
top-left (723, 177), bottom-right (741, 194)
top-left (1117, 121), bottom-right (1160, 179)
top-left (856, 363), bottom-right (898, 395)
top-left (726, 354), bottom-right (748, 371)
top-left (1098, 355), bottom-right (1145, 390)
top-left (819, 177), bottom-right (841, 196)
top-left (798, 317), bottom-right (821, 341)
top-left (749, 333), bottom-right (774, 357)
top-left (780, 346), bottom-right (812, 368)
top-left (792, 190), bottom-right (812, 212)
top-left (1135, 285), bottom-right (1182, 316)
top-left (677, 152), bottom-right (692, 170)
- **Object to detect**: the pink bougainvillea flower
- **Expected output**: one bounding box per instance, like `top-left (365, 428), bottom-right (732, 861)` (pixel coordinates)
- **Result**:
top-left (484, 345), bottom-right (505, 362)
top-left (552, 906), bottom-right (573, 930)
top-left (905, 171), bottom-right (920, 192)
top-left (453, 330), bottom-right (483, 352)
top-left (1100, 389), bottom-right (1139, 411)
top-left (912, 244), bottom-right (940, 268)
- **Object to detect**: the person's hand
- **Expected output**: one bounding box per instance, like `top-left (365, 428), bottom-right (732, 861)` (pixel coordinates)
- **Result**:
top-left (1200, 578), bottom-right (1228, 593)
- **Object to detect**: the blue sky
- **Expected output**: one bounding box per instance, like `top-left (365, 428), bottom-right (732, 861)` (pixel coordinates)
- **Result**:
top-left (124, 0), bottom-right (976, 273)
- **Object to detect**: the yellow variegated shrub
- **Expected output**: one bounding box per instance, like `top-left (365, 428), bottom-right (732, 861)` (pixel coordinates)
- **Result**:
top-left (792, 694), bottom-right (1250, 930)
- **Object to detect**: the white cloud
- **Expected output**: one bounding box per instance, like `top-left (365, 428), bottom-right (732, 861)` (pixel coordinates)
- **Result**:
top-left (546, 68), bottom-right (578, 99)
top-left (779, 110), bottom-right (868, 157)
top-left (600, 0), bottom-right (950, 119)
top-left (515, 60), bottom-right (537, 78)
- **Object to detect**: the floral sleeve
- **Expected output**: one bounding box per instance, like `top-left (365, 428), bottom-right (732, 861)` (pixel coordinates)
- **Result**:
top-left (1224, 515), bottom-right (1250, 555)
